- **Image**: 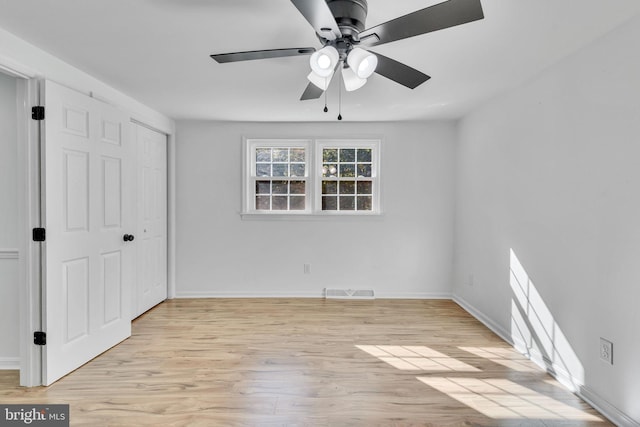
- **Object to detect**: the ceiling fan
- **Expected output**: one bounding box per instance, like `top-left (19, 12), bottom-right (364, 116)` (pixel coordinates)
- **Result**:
top-left (210, 0), bottom-right (484, 102)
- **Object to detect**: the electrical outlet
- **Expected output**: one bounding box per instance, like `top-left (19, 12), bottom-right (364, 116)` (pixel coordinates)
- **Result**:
top-left (468, 274), bottom-right (474, 287)
top-left (600, 338), bottom-right (613, 365)
top-left (303, 264), bottom-right (311, 275)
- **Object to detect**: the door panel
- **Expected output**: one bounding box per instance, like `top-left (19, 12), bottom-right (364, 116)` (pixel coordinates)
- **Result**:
top-left (134, 124), bottom-right (167, 318)
top-left (43, 80), bottom-right (133, 385)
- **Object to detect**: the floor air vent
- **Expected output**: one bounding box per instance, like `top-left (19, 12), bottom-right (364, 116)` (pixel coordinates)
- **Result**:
top-left (324, 288), bottom-right (375, 300)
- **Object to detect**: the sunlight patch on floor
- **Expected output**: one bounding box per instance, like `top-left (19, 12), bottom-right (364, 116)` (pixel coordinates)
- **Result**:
top-left (356, 345), bottom-right (480, 372)
top-left (418, 377), bottom-right (602, 421)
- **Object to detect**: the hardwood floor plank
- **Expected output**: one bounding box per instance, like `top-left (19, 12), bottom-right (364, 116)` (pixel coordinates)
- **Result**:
top-left (0, 299), bottom-right (611, 426)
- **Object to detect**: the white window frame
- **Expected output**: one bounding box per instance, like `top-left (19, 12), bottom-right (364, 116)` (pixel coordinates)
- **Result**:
top-left (243, 138), bottom-right (312, 214)
top-left (242, 137), bottom-right (381, 217)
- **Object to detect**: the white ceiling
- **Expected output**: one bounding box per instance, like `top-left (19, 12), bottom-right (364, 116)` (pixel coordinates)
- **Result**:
top-left (0, 0), bottom-right (638, 122)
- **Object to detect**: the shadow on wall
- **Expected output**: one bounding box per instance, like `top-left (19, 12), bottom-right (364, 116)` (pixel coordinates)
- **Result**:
top-left (509, 248), bottom-right (584, 391)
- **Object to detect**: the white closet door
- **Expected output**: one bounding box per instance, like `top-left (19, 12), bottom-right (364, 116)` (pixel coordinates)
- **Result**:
top-left (42, 80), bottom-right (134, 385)
top-left (134, 124), bottom-right (167, 318)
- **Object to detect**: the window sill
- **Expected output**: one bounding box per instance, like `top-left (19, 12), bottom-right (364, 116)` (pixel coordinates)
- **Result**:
top-left (240, 212), bottom-right (384, 221)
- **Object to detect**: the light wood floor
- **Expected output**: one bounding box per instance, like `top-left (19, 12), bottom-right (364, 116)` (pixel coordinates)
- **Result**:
top-left (0, 299), bottom-right (609, 426)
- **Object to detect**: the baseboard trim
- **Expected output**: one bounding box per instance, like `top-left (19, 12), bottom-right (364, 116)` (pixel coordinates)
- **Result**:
top-left (0, 357), bottom-right (20, 370)
top-left (175, 291), bottom-right (452, 299)
top-left (579, 387), bottom-right (640, 427)
top-left (451, 294), bottom-right (512, 342)
top-left (175, 291), bottom-right (323, 299)
top-left (452, 294), bottom-right (639, 427)
top-left (376, 291), bottom-right (452, 299)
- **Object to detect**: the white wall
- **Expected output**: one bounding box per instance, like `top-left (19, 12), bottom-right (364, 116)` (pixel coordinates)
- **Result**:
top-left (453, 15), bottom-right (640, 425)
top-left (0, 71), bottom-right (19, 367)
top-left (0, 27), bottom-right (173, 134)
top-left (176, 121), bottom-right (456, 298)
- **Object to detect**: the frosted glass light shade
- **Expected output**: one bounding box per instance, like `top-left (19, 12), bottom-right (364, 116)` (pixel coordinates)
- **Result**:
top-left (307, 71), bottom-right (334, 90)
top-left (347, 47), bottom-right (378, 79)
top-left (310, 46), bottom-right (339, 77)
top-left (342, 66), bottom-right (367, 92)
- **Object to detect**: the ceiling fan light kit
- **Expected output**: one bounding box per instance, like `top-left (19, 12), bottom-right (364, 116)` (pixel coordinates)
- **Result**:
top-left (346, 47), bottom-right (377, 79)
top-left (341, 66), bottom-right (367, 92)
top-left (210, 0), bottom-right (485, 118)
top-left (307, 70), bottom-right (333, 91)
top-left (310, 46), bottom-right (339, 77)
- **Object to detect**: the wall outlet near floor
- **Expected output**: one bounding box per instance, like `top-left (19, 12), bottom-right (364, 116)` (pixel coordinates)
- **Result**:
top-left (468, 274), bottom-right (474, 287)
top-left (600, 338), bottom-right (613, 365)
top-left (303, 264), bottom-right (311, 275)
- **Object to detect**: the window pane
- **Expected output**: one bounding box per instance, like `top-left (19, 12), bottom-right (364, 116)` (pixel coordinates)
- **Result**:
top-left (357, 164), bottom-right (372, 177)
top-left (273, 148), bottom-right (288, 162)
top-left (290, 164), bottom-right (305, 177)
top-left (339, 196), bottom-right (355, 210)
top-left (256, 196), bottom-right (270, 210)
top-left (357, 196), bottom-right (372, 211)
top-left (357, 181), bottom-right (372, 194)
top-left (340, 149), bottom-right (355, 162)
top-left (340, 181), bottom-right (355, 194)
top-left (322, 196), bottom-right (337, 210)
top-left (322, 181), bottom-right (337, 194)
top-left (323, 148), bottom-right (338, 162)
top-left (290, 181), bottom-right (305, 195)
top-left (272, 181), bottom-right (288, 194)
top-left (290, 148), bottom-right (305, 162)
top-left (272, 196), bottom-right (288, 210)
top-left (340, 164), bottom-right (355, 177)
top-left (357, 149), bottom-right (372, 162)
top-left (256, 181), bottom-right (270, 194)
top-left (323, 164), bottom-right (338, 177)
top-left (256, 148), bottom-right (271, 162)
top-left (256, 164), bottom-right (271, 177)
top-left (272, 164), bottom-right (288, 177)
top-left (290, 196), bottom-right (305, 210)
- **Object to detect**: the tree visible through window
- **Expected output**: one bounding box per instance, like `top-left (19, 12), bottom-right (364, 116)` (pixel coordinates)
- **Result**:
top-left (321, 147), bottom-right (373, 211)
top-left (255, 147), bottom-right (307, 211)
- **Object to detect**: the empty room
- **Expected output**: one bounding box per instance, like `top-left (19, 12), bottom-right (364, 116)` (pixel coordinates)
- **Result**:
top-left (0, 0), bottom-right (639, 425)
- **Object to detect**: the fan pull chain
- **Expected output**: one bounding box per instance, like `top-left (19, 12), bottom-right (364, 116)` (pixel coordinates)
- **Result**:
top-left (323, 76), bottom-right (328, 113)
top-left (337, 67), bottom-right (343, 121)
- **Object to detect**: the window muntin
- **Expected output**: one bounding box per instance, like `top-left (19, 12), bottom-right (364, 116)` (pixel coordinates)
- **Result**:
top-left (244, 138), bottom-right (380, 216)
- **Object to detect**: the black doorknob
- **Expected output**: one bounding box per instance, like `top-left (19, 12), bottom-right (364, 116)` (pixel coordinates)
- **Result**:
top-left (123, 234), bottom-right (135, 242)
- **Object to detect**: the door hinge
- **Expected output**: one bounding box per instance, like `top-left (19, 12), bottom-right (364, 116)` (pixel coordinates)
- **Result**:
top-left (32, 228), bottom-right (46, 242)
top-left (31, 106), bottom-right (45, 121)
top-left (34, 332), bottom-right (46, 346)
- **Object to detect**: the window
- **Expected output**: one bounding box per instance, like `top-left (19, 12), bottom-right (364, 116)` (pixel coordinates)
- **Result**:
top-left (318, 142), bottom-right (375, 212)
top-left (246, 140), bottom-right (311, 213)
top-left (243, 138), bottom-right (380, 216)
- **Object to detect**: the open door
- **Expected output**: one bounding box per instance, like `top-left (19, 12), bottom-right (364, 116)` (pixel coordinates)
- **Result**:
top-left (41, 80), bottom-right (134, 385)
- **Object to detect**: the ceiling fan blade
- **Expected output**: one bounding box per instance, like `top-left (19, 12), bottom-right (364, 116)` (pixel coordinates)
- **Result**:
top-left (211, 47), bottom-right (316, 63)
top-left (290, 0), bottom-right (342, 41)
top-left (373, 52), bottom-right (431, 89)
top-left (300, 82), bottom-right (324, 100)
top-left (359, 0), bottom-right (484, 47)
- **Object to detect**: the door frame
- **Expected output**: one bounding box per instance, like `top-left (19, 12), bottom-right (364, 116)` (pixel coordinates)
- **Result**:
top-left (3, 57), bottom-right (176, 386)
top-left (1, 63), bottom-right (43, 386)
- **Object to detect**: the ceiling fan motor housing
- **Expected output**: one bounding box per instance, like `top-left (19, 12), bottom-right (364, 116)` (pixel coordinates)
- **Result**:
top-left (326, 0), bottom-right (368, 39)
